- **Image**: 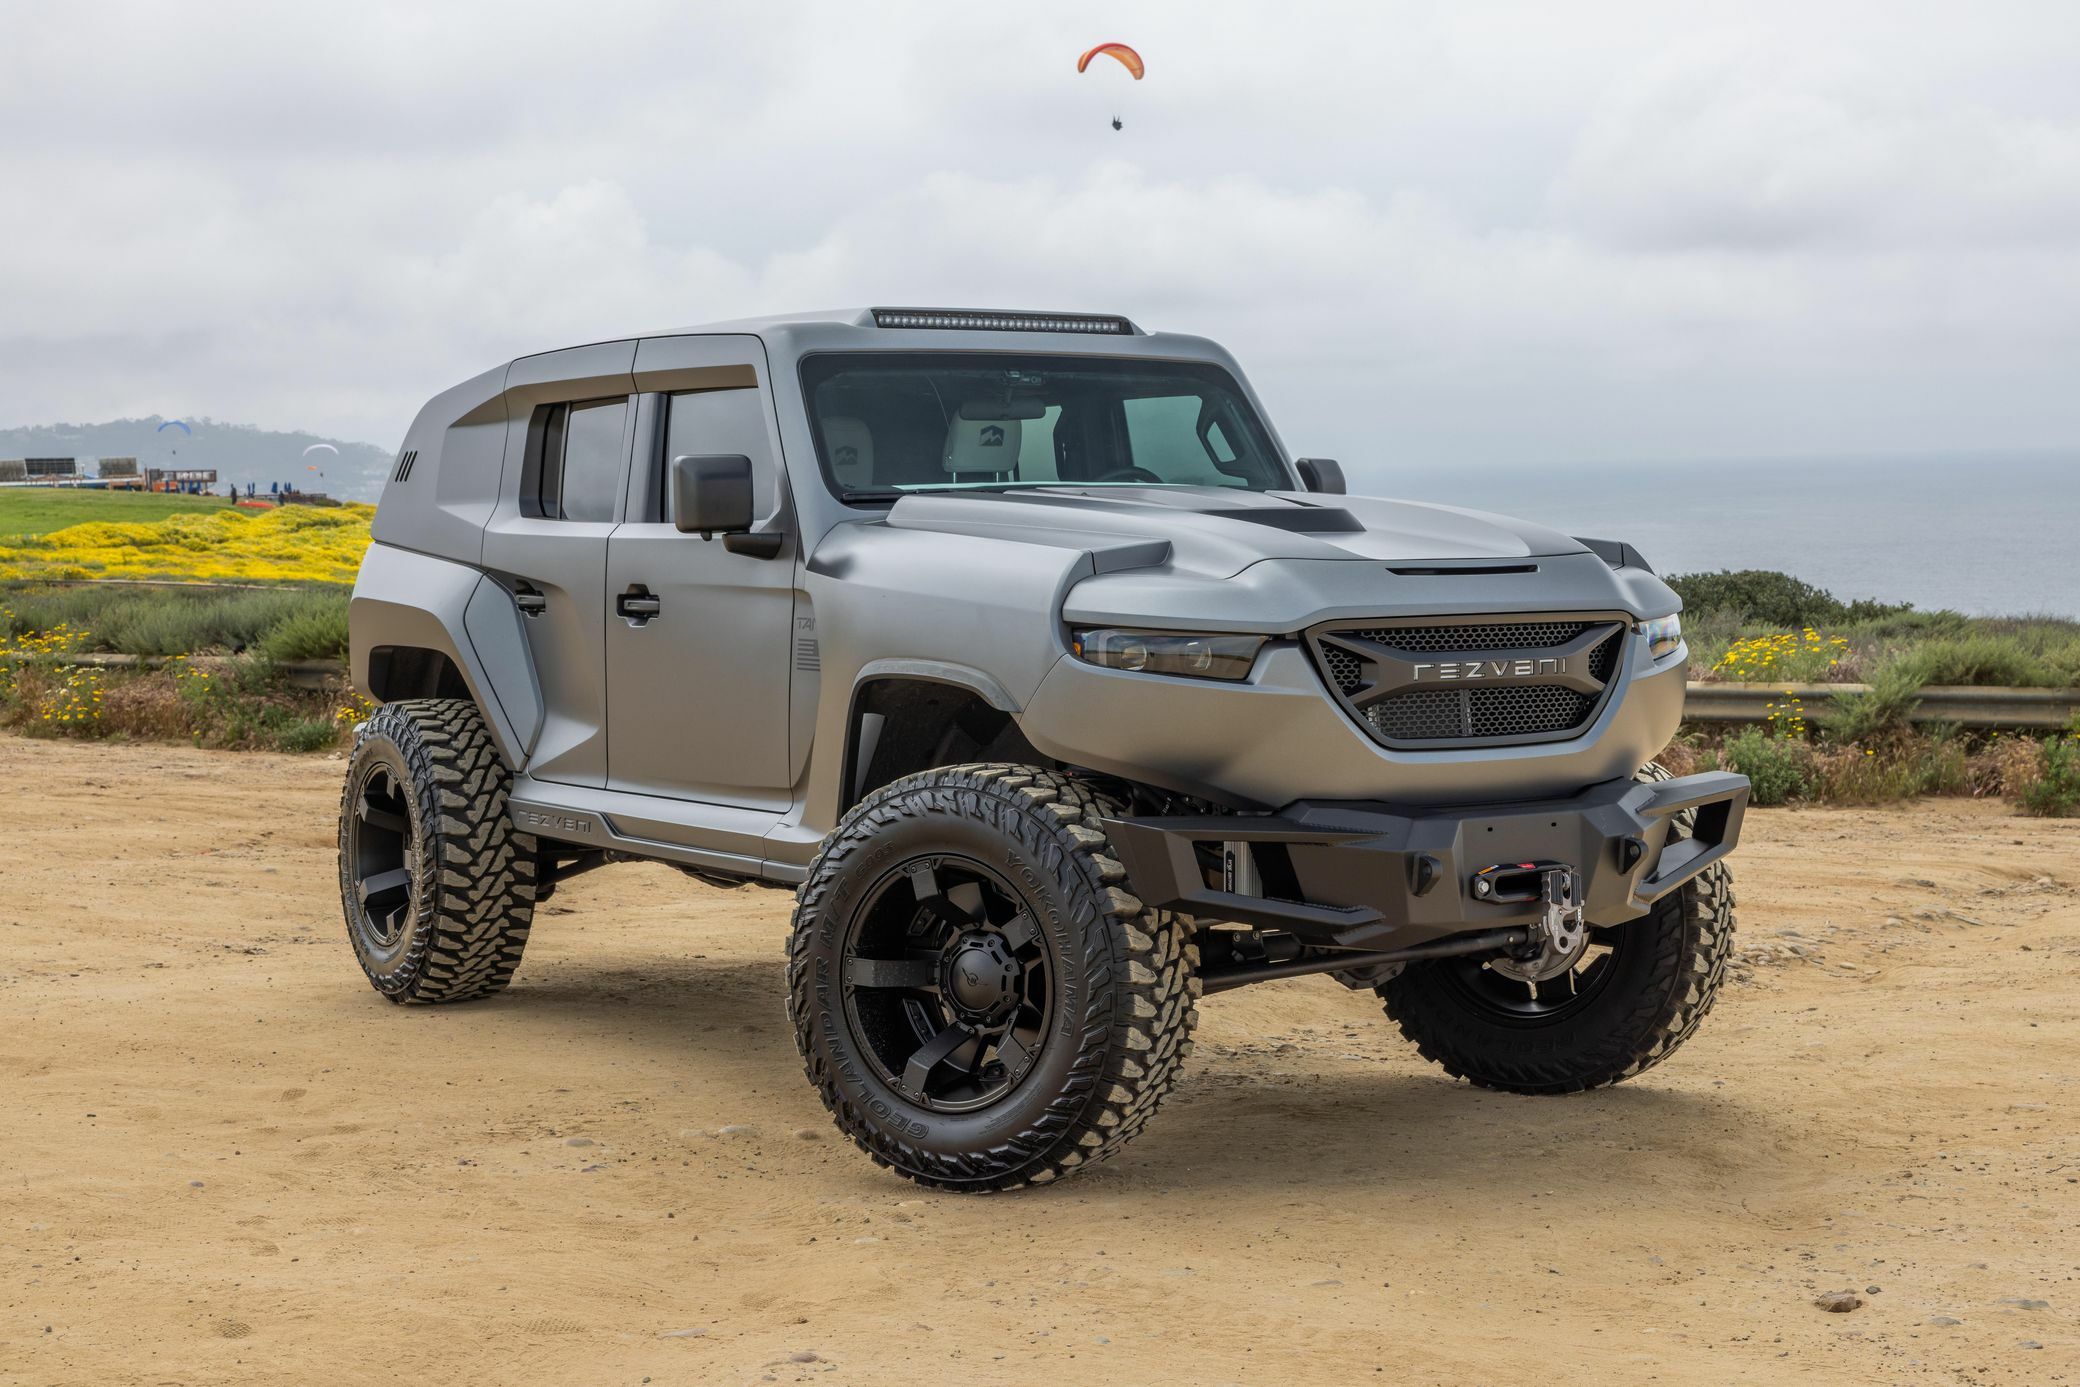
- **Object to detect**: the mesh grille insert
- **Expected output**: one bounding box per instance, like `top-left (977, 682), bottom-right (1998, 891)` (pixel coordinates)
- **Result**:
top-left (1313, 618), bottom-right (1626, 748)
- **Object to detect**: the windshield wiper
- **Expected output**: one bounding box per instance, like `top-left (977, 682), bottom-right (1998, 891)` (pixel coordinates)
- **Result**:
top-left (839, 487), bottom-right (906, 503)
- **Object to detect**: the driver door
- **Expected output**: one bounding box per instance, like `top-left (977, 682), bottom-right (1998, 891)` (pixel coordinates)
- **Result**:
top-left (602, 335), bottom-right (797, 809)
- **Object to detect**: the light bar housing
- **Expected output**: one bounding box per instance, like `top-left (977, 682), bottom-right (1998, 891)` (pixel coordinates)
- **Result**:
top-left (870, 307), bottom-right (1137, 335)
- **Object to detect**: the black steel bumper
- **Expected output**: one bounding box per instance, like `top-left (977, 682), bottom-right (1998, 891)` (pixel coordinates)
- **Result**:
top-left (1106, 771), bottom-right (1749, 953)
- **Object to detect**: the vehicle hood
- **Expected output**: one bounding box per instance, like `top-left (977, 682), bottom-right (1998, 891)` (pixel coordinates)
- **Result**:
top-left (880, 485), bottom-right (1584, 580)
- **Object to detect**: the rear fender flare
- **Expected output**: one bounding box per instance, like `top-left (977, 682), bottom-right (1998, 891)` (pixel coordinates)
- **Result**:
top-left (350, 544), bottom-right (544, 768)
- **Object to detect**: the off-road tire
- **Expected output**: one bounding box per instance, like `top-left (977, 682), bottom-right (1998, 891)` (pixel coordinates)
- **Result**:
top-left (1378, 761), bottom-right (1735, 1093)
top-left (786, 764), bottom-right (1199, 1191)
top-left (338, 698), bottom-right (537, 1004)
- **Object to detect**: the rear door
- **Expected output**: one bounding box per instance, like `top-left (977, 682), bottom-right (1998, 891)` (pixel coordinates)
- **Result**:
top-left (481, 341), bottom-right (636, 787)
top-left (603, 335), bottom-right (797, 808)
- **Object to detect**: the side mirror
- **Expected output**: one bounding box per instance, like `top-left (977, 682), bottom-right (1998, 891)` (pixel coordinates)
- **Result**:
top-left (671, 454), bottom-right (784, 558)
top-left (1295, 457), bottom-right (1345, 495)
top-left (671, 454), bottom-right (754, 537)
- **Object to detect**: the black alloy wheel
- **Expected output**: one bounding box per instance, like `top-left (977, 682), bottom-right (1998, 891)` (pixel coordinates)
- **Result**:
top-left (346, 762), bottom-right (416, 955)
top-left (786, 763), bottom-right (1200, 1190)
top-left (840, 856), bottom-right (1055, 1112)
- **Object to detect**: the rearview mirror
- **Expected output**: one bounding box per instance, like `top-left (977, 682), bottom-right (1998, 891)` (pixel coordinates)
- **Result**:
top-left (1295, 457), bottom-right (1345, 495)
top-left (671, 454), bottom-right (754, 537)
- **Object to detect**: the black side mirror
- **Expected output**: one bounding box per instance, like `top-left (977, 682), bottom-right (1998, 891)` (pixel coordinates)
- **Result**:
top-left (1295, 457), bottom-right (1345, 495)
top-left (671, 454), bottom-right (784, 558)
top-left (672, 454), bottom-right (754, 536)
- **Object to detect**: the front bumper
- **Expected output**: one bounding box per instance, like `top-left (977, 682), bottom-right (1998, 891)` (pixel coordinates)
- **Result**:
top-left (1106, 770), bottom-right (1749, 953)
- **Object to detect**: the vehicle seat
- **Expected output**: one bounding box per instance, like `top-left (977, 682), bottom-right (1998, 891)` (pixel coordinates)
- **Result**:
top-left (824, 416), bottom-right (875, 488)
top-left (942, 415), bottom-right (1022, 479)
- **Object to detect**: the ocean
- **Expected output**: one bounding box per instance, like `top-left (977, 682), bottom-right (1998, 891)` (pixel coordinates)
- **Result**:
top-left (1376, 451), bottom-right (2080, 619)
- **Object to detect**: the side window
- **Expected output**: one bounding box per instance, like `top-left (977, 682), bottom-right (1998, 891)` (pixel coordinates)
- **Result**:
top-left (662, 388), bottom-right (771, 520)
top-left (525, 396), bottom-right (629, 522)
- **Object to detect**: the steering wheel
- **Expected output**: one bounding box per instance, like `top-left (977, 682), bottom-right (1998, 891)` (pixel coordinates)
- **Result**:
top-left (1088, 465), bottom-right (1164, 485)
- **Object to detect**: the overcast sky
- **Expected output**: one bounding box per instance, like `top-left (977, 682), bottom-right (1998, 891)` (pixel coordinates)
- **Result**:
top-left (5, 1), bottom-right (2079, 477)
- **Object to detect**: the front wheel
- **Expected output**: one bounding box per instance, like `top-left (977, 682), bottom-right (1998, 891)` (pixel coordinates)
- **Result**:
top-left (786, 764), bottom-right (1199, 1190)
top-left (1379, 763), bottom-right (1736, 1093)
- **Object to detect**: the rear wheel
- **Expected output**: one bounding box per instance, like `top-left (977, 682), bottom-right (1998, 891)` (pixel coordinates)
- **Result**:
top-left (787, 764), bottom-right (1199, 1190)
top-left (338, 699), bottom-right (537, 1003)
top-left (1379, 762), bottom-right (1735, 1093)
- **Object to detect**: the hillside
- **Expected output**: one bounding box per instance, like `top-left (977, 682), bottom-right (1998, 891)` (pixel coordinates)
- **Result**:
top-left (0, 416), bottom-right (390, 502)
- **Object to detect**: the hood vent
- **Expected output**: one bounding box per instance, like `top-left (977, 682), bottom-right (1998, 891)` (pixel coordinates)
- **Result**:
top-left (1387, 563), bottom-right (1538, 576)
top-left (1215, 506), bottom-right (1363, 534)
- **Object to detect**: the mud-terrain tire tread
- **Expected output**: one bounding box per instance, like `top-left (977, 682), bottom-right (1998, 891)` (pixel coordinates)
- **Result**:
top-left (786, 763), bottom-right (1199, 1191)
top-left (1378, 761), bottom-right (1736, 1093)
top-left (339, 698), bottom-right (537, 1004)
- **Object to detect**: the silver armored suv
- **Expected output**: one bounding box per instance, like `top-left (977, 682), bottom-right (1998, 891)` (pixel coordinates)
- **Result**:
top-left (340, 307), bottom-right (1748, 1190)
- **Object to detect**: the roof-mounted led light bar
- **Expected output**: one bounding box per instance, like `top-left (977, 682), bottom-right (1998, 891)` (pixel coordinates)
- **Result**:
top-left (870, 308), bottom-right (1137, 335)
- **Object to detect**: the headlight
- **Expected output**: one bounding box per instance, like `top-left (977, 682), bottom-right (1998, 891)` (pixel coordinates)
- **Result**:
top-left (1071, 628), bottom-right (1266, 681)
top-left (1640, 614), bottom-right (1683, 661)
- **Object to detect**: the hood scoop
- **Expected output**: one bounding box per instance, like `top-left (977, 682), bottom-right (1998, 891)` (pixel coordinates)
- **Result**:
top-left (1213, 505), bottom-right (1363, 534)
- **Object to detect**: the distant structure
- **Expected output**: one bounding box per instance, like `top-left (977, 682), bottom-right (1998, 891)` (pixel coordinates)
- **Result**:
top-left (97, 457), bottom-right (144, 490)
top-left (0, 459), bottom-right (26, 485)
top-left (146, 465), bottom-right (218, 495)
top-left (25, 457), bottom-right (79, 484)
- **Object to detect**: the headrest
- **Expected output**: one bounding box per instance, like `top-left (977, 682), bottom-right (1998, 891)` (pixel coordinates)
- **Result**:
top-left (824, 416), bottom-right (874, 486)
top-left (943, 415), bottom-right (1021, 474)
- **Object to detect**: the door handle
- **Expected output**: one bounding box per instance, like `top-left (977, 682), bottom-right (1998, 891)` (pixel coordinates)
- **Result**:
top-left (617, 591), bottom-right (662, 621)
top-left (514, 587), bottom-right (547, 617)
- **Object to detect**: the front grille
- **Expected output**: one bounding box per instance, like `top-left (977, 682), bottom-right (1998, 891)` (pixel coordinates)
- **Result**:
top-left (1309, 616), bottom-right (1627, 749)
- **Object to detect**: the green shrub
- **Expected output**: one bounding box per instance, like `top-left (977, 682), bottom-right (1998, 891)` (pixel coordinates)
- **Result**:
top-left (259, 602), bottom-right (351, 662)
top-left (1719, 725), bottom-right (1811, 805)
top-left (274, 716), bottom-right (341, 753)
top-left (1821, 662), bottom-right (1925, 743)
top-left (0, 582), bottom-right (348, 657)
top-left (1666, 570), bottom-right (1914, 628)
top-left (2022, 735), bottom-right (2080, 817)
top-left (1898, 636), bottom-right (2055, 688)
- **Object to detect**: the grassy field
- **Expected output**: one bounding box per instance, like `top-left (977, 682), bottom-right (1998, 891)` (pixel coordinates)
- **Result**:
top-left (0, 487), bottom-right (236, 536)
top-left (0, 490), bottom-right (371, 584)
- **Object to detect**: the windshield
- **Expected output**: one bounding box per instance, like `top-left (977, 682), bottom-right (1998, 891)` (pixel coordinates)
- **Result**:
top-left (800, 352), bottom-right (1293, 500)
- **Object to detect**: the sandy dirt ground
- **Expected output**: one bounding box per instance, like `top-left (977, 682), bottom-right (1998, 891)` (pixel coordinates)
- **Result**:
top-left (3, 735), bottom-right (2076, 1386)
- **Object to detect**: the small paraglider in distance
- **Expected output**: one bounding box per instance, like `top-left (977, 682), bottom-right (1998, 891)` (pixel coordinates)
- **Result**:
top-left (302, 442), bottom-right (338, 457)
top-left (1077, 42), bottom-right (1143, 131)
top-left (156, 419), bottom-right (192, 434)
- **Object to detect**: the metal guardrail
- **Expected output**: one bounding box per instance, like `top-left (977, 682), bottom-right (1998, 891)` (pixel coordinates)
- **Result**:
top-left (1683, 681), bottom-right (2078, 730)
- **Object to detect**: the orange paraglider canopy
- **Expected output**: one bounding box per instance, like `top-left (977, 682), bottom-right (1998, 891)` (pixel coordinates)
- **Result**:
top-left (1077, 42), bottom-right (1144, 80)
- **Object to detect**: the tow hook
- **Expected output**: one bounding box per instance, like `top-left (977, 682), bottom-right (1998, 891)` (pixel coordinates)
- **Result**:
top-left (1472, 861), bottom-right (1588, 980)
